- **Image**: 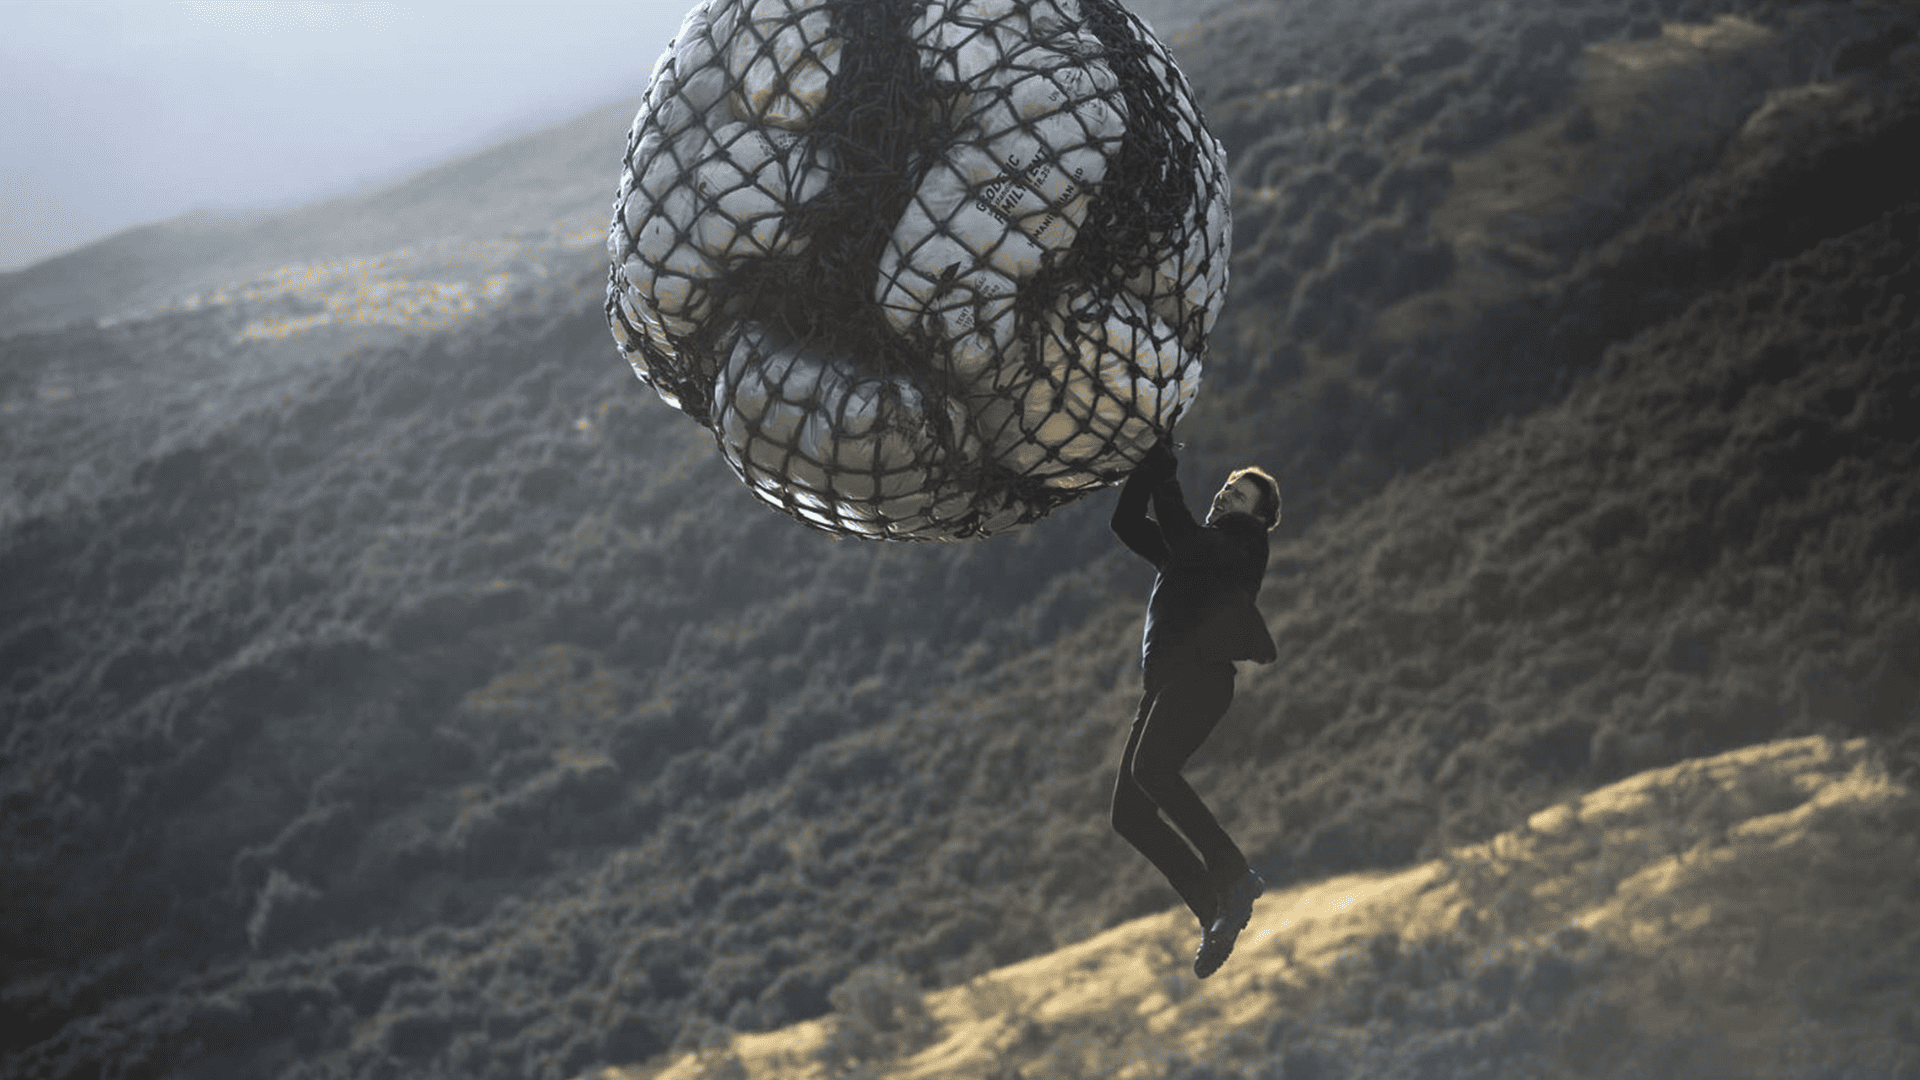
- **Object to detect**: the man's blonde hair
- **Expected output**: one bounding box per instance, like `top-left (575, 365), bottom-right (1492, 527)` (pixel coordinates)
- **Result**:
top-left (1226, 467), bottom-right (1281, 530)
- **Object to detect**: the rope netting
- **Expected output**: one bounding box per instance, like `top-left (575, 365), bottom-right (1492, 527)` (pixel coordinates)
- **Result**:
top-left (607, 0), bottom-right (1229, 540)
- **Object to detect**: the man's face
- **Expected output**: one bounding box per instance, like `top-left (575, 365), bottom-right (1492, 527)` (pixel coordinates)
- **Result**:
top-left (1207, 476), bottom-right (1262, 524)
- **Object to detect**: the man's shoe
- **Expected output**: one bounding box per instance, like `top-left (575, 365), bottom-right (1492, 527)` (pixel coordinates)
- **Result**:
top-left (1193, 869), bottom-right (1264, 978)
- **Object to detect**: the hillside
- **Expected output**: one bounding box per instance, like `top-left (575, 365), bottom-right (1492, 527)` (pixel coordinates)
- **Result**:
top-left (3, 0), bottom-right (1917, 1078)
top-left (621, 737), bottom-right (1920, 1080)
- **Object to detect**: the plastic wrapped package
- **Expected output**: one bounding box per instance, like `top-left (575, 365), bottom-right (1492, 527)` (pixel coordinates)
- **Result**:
top-left (608, 0), bottom-right (1230, 540)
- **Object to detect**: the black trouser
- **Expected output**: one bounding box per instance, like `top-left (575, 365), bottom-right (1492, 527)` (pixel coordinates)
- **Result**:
top-left (1110, 660), bottom-right (1249, 926)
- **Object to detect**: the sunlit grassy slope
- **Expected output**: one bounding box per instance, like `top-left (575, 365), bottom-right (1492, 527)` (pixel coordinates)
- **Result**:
top-left (600, 736), bottom-right (1919, 1080)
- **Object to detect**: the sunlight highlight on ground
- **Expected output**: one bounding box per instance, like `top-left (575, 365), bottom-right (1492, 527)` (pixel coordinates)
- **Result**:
top-left (104, 224), bottom-right (607, 339)
top-left (586, 735), bottom-right (1912, 1080)
top-left (1379, 14), bottom-right (1790, 342)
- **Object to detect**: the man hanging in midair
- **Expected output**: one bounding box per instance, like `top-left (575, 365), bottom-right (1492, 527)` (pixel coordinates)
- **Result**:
top-left (1110, 437), bottom-right (1280, 978)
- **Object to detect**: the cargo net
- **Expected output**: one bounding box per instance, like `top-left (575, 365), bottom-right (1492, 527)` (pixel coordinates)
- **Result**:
top-left (607, 0), bottom-right (1229, 540)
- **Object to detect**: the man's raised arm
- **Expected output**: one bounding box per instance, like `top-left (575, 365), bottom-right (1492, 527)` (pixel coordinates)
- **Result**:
top-left (1112, 444), bottom-right (1176, 565)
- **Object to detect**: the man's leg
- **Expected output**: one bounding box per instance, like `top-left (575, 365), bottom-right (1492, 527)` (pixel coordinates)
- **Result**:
top-left (1127, 663), bottom-right (1249, 898)
top-left (1112, 689), bottom-right (1217, 926)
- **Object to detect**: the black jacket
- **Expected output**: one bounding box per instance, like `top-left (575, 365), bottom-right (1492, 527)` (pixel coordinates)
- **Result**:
top-left (1111, 467), bottom-right (1277, 687)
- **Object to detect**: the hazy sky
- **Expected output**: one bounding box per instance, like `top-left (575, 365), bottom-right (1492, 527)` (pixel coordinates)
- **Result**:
top-left (1, 1), bottom-right (692, 272)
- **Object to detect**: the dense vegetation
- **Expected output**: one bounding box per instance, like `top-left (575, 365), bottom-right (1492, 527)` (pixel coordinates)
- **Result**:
top-left (3, 0), bottom-right (1916, 1077)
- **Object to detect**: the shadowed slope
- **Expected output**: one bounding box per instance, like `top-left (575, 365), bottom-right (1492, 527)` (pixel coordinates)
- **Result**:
top-left (620, 736), bottom-right (1920, 1080)
top-left (2, 1), bottom-right (1917, 1078)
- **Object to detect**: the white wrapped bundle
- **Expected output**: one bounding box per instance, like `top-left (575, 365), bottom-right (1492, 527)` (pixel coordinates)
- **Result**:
top-left (977, 291), bottom-right (1193, 487)
top-left (715, 327), bottom-right (1005, 536)
top-left (692, 123), bottom-right (833, 259)
top-left (607, 0), bottom-right (1231, 540)
top-left (721, 0), bottom-right (841, 128)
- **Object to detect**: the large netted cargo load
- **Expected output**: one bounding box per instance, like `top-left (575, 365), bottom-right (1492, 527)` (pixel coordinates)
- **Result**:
top-left (608, 0), bottom-right (1229, 540)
